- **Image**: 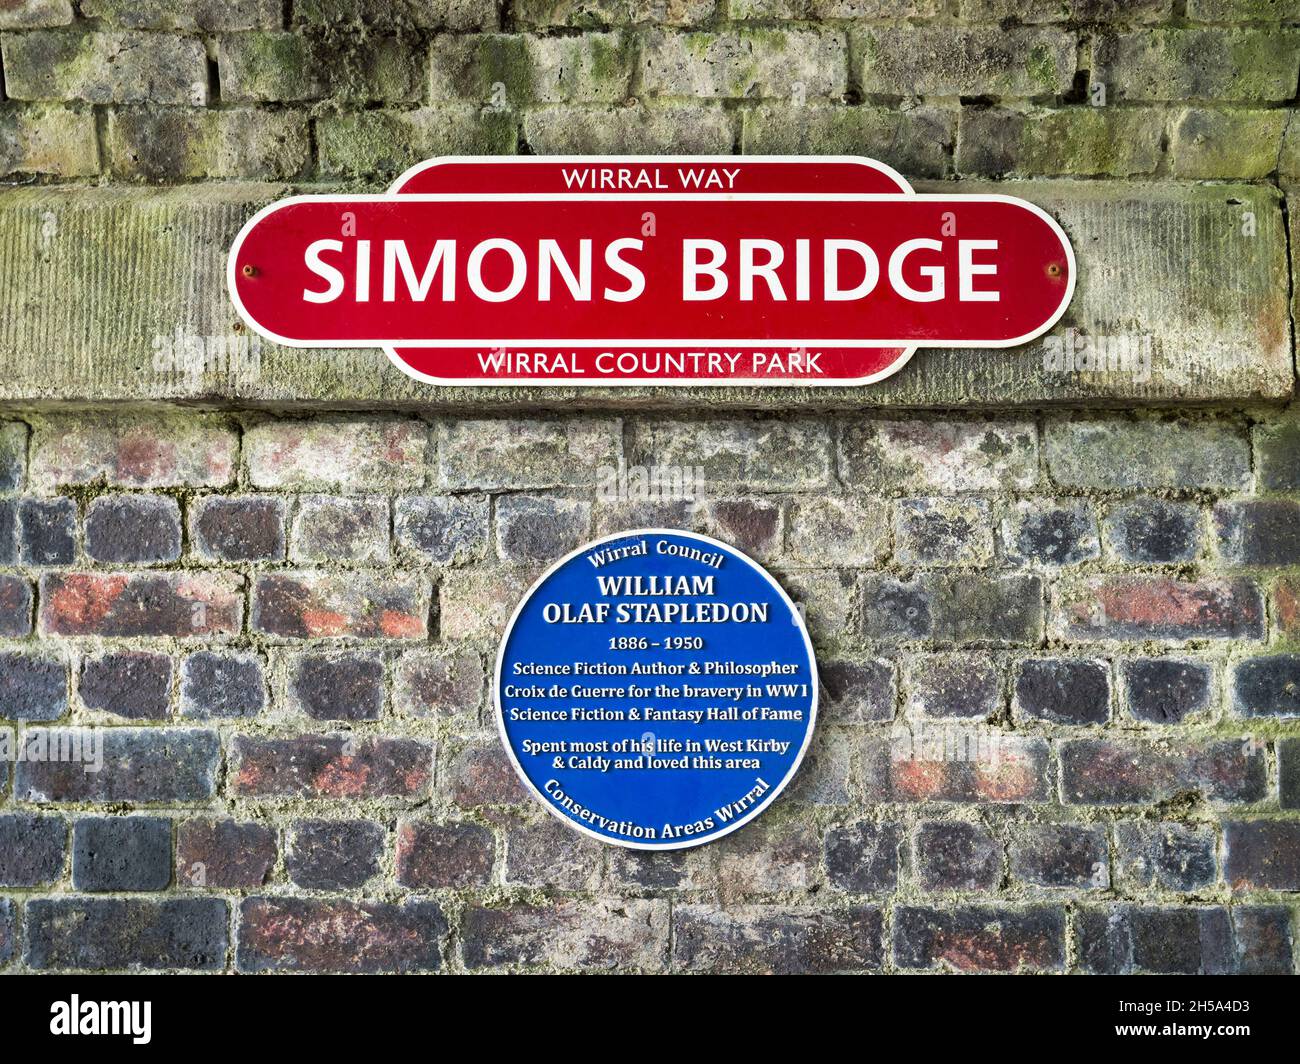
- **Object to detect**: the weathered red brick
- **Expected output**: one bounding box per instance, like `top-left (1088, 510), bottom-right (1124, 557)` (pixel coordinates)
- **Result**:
top-left (673, 904), bottom-right (882, 973)
top-left (30, 414), bottom-right (236, 487)
top-left (442, 740), bottom-right (529, 807)
top-left (1056, 575), bottom-right (1263, 641)
top-left (177, 819), bottom-right (277, 889)
top-left (238, 897), bottom-right (446, 972)
top-left (252, 572), bottom-right (427, 639)
top-left (245, 418), bottom-right (426, 490)
top-left (464, 898), bottom-right (668, 971)
top-left (894, 905), bottom-right (1065, 972)
top-left (889, 733), bottom-right (1050, 803)
top-left (397, 819), bottom-right (495, 888)
top-left (40, 572), bottom-right (243, 637)
top-left (233, 735), bottom-right (432, 798)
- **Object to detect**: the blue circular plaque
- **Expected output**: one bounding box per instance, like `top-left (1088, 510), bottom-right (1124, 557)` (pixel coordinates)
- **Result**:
top-left (496, 529), bottom-right (818, 849)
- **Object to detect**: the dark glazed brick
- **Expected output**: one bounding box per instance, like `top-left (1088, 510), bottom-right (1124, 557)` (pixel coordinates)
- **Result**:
top-left (1104, 498), bottom-right (1201, 563)
top-left (1135, 909), bottom-right (1233, 975)
top-left (894, 905), bottom-right (1065, 972)
top-left (1216, 500), bottom-right (1300, 566)
top-left (703, 498), bottom-right (782, 559)
top-left (287, 819), bottom-right (384, 889)
top-left (1233, 907), bottom-right (1294, 975)
top-left (1224, 821), bottom-right (1300, 890)
top-left (672, 905), bottom-right (882, 974)
top-left (0, 498), bottom-right (14, 563)
top-left (0, 652), bottom-right (66, 720)
top-left (907, 654), bottom-right (1001, 719)
top-left (79, 651), bottom-right (171, 719)
top-left (85, 494), bottom-right (181, 563)
top-left (932, 573), bottom-right (1043, 644)
top-left (1281, 737), bottom-right (1300, 810)
top-left (1122, 658), bottom-right (1211, 723)
top-left (233, 735), bottom-right (431, 798)
top-left (1009, 824), bottom-right (1107, 888)
top-left (180, 651), bottom-right (265, 718)
top-left (467, 899), bottom-right (669, 971)
top-left (818, 657), bottom-right (894, 723)
top-left (0, 899), bottom-right (11, 967)
top-left (0, 423), bottom-right (25, 491)
top-left (496, 493), bottom-right (591, 562)
top-left (1114, 822), bottom-right (1216, 891)
top-left (1060, 739), bottom-right (1266, 805)
top-left (18, 497), bottom-right (76, 564)
top-left (0, 575), bottom-right (32, 636)
top-left (177, 819), bottom-right (277, 890)
top-left (824, 823), bottom-right (900, 892)
top-left (291, 653), bottom-right (384, 721)
top-left (859, 575), bottom-right (932, 640)
top-left (238, 897), bottom-right (446, 973)
top-left (1232, 655), bottom-right (1300, 717)
top-left (1082, 905), bottom-right (1287, 974)
top-left (914, 821), bottom-right (1000, 890)
top-left (0, 813), bottom-right (67, 887)
top-left (1014, 658), bottom-right (1109, 725)
top-left (394, 494), bottom-right (488, 564)
top-left (16, 728), bottom-right (220, 803)
top-left (191, 495), bottom-right (286, 561)
top-left (894, 497), bottom-right (992, 565)
top-left (1002, 498), bottom-right (1098, 566)
top-left (73, 816), bottom-right (171, 891)
top-left (397, 819), bottom-right (495, 888)
top-left (26, 897), bottom-right (228, 971)
top-left (1255, 418), bottom-right (1300, 491)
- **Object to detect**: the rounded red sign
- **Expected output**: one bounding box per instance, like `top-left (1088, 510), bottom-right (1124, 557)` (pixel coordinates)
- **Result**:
top-left (228, 157), bottom-right (1075, 387)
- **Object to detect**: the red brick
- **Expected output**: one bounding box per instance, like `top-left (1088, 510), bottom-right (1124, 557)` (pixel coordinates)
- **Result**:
top-left (252, 572), bottom-right (427, 639)
top-left (233, 735), bottom-right (432, 798)
top-left (40, 572), bottom-right (243, 638)
top-left (1056, 575), bottom-right (1263, 641)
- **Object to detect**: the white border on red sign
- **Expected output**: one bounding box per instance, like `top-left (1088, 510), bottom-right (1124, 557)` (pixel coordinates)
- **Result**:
top-left (493, 527), bottom-right (820, 851)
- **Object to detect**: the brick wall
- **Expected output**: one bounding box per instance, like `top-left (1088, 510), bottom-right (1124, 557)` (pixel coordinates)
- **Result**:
top-left (0, 0), bottom-right (1298, 974)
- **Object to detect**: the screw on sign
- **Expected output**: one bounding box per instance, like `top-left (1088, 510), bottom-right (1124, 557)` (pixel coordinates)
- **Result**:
top-left (228, 156), bottom-right (1075, 387)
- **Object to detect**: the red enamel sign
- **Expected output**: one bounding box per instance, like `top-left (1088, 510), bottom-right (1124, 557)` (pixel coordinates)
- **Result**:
top-left (228, 157), bottom-right (1075, 387)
